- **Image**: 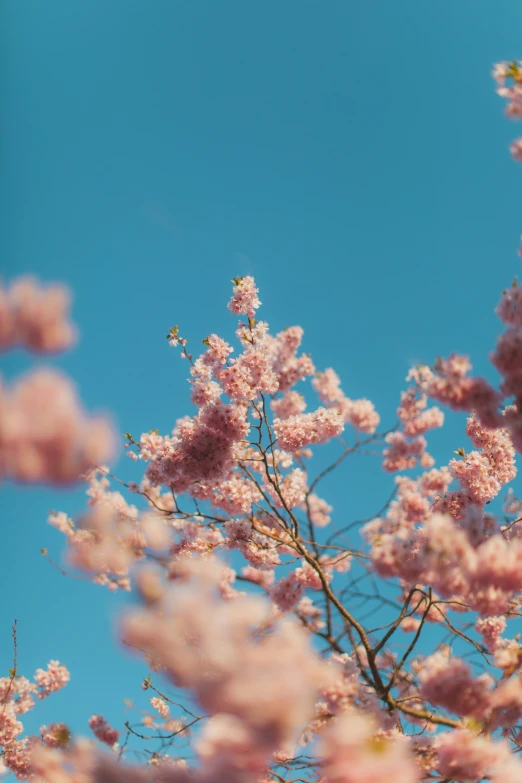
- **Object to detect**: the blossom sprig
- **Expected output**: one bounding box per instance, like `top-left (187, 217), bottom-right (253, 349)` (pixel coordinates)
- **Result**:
top-left (166, 325), bottom-right (192, 362)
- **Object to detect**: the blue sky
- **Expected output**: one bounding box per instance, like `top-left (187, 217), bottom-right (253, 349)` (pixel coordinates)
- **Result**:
top-left (3, 0), bottom-right (522, 750)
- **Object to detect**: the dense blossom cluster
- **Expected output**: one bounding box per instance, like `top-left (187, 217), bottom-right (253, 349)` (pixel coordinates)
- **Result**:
top-left (272, 407), bottom-right (345, 452)
top-left (6, 65), bottom-right (522, 783)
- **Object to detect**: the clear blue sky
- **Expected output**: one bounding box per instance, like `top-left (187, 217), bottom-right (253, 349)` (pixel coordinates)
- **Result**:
top-left (3, 0), bottom-right (522, 747)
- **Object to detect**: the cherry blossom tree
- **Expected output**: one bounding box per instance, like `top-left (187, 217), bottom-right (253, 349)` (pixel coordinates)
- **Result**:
top-left (4, 61), bottom-right (522, 783)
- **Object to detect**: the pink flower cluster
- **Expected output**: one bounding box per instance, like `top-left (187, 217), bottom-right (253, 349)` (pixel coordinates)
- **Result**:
top-left (270, 390), bottom-right (306, 419)
top-left (122, 557), bottom-right (335, 770)
top-left (0, 276), bottom-right (76, 353)
top-left (397, 370), bottom-right (444, 437)
top-left (426, 354), bottom-right (501, 428)
top-left (416, 648), bottom-right (493, 719)
top-left (179, 314), bottom-right (319, 430)
top-left (0, 661), bottom-right (70, 779)
top-left (150, 697), bottom-right (170, 718)
top-left (269, 326), bottom-right (316, 393)
top-left (308, 492), bottom-right (333, 527)
top-left (492, 328), bottom-right (522, 401)
top-left (448, 413), bottom-right (516, 505)
top-left (227, 276), bottom-right (261, 317)
top-left (224, 518), bottom-right (280, 571)
top-left (146, 401), bottom-right (249, 492)
top-left (213, 345), bottom-right (278, 401)
top-left (313, 368), bottom-right (380, 434)
top-left (0, 370), bottom-right (115, 485)
top-left (382, 431), bottom-right (432, 473)
top-left (488, 280), bottom-right (522, 450)
top-left (380, 369), bottom-right (445, 473)
top-left (34, 661), bottom-right (70, 700)
top-left (426, 260), bottom-right (522, 456)
top-left (39, 723), bottom-right (71, 749)
top-left (319, 710), bottom-right (418, 783)
top-left (476, 615), bottom-right (507, 652)
top-left (436, 729), bottom-right (512, 782)
top-left (273, 407), bottom-right (344, 452)
top-left (269, 574), bottom-right (305, 611)
top-left (88, 715), bottom-right (119, 748)
top-left (371, 509), bottom-right (522, 615)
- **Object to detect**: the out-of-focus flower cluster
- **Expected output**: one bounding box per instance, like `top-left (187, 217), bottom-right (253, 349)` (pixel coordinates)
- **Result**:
top-left (0, 276), bottom-right (76, 353)
top-left (0, 277), bottom-right (115, 485)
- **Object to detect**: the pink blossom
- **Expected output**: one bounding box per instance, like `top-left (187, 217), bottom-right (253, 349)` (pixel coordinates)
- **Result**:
top-left (450, 451), bottom-right (502, 505)
top-left (297, 596), bottom-right (325, 630)
top-left (150, 697), bottom-right (169, 719)
top-left (122, 557), bottom-right (334, 756)
top-left (227, 276), bottom-right (261, 317)
top-left (270, 327), bottom-right (316, 392)
top-left (147, 401), bottom-right (249, 491)
top-left (497, 280), bottom-right (522, 328)
top-left (270, 391), bottom-right (306, 419)
top-left (3, 738), bottom-right (35, 781)
top-left (476, 615), bottom-right (507, 652)
top-left (436, 729), bottom-right (509, 781)
top-left (39, 723), bottom-right (71, 749)
top-left (213, 475), bottom-right (260, 515)
top-left (320, 710), bottom-right (418, 783)
top-left (64, 504), bottom-right (138, 590)
top-left (236, 318), bottom-right (270, 347)
top-left (189, 377), bottom-right (222, 407)
top-left (403, 406), bottom-right (444, 437)
top-left (494, 639), bottom-right (522, 674)
top-left (0, 370), bottom-right (115, 485)
top-left (196, 714), bottom-right (270, 778)
top-left (431, 489), bottom-right (474, 521)
top-left (0, 676), bottom-right (36, 716)
top-left (0, 276), bottom-right (76, 353)
top-left (269, 467), bottom-right (308, 509)
top-left (269, 574), bottom-right (305, 611)
top-left (382, 432), bottom-right (427, 473)
top-left (489, 674), bottom-right (522, 728)
top-left (34, 661), bottom-right (70, 699)
top-left (417, 649), bottom-right (493, 719)
top-left (308, 493), bottom-right (333, 527)
top-left (0, 709), bottom-right (23, 746)
top-left (493, 61), bottom-right (515, 87)
top-left (201, 334), bottom-right (234, 366)
top-left (418, 466), bottom-right (452, 497)
top-left (312, 369), bottom-right (380, 433)
top-left (214, 346), bottom-right (278, 401)
top-left (345, 398), bottom-right (380, 434)
top-left (426, 354), bottom-right (502, 427)
top-left (312, 368), bottom-right (344, 404)
top-left (292, 560), bottom-right (327, 590)
top-left (491, 757), bottom-right (522, 783)
top-left (273, 408), bottom-right (344, 452)
top-left (88, 715), bottom-right (119, 747)
top-left (511, 137), bottom-right (522, 161)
